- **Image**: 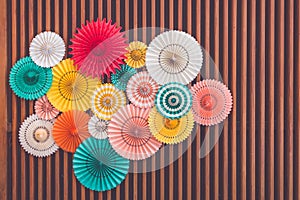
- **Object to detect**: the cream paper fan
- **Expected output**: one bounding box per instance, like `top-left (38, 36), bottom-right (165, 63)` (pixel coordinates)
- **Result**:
top-left (88, 115), bottom-right (109, 139)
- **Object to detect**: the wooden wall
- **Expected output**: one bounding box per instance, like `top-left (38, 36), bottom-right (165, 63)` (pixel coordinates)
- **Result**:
top-left (1, 0), bottom-right (299, 199)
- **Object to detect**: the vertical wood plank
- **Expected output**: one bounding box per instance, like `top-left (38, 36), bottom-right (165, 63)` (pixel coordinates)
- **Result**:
top-left (296, 0), bottom-right (300, 198)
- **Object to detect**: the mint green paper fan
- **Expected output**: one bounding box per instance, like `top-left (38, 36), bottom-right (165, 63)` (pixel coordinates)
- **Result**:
top-left (73, 137), bottom-right (129, 191)
top-left (111, 64), bottom-right (136, 91)
top-left (9, 57), bottom-right (53, 100)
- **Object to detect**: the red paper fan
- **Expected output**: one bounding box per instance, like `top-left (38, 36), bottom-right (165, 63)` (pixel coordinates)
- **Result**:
top-left (190, 79), bottom-right (233, 126)
top-left (34, 95), bottom-right (59, 120)
top-left (52, 110), bottom-right (91, 153)
top-left (108, 104), bottom-right (162, 160)
top-left (70, 19), bottom-right (127, 78)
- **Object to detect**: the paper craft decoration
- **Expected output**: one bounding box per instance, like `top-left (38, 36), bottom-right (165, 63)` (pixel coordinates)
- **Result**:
top-left (88, 115), bottom-right (109, 139)
top-left (111, 64), bottom-right (137, 91)
top-left (125, 41), bottom-right (147, 68)
top-left (35, 95), bottom-right (59, 120)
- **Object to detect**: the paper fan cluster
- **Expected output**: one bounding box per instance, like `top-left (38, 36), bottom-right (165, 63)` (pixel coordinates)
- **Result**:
top-left (12, 19), bottom-right (233, 192)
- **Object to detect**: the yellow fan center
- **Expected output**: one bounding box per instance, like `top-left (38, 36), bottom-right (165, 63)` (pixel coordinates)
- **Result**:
top-left (164, 118), bottom-right (180, 130)
top-left (131, 50), bottom-right (142, 61)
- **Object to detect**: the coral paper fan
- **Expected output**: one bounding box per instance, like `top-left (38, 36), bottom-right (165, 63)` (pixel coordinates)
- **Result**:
top-left (190, 79), bottom-right (233, 126)
top-left (108, 104), bottom-right (162, 160)
top-left (125, 41), bottom-right (147, 68)
top-left (70, 19), bottom-right (127, 78)
top-left (126, 71), bottom-right (159, 108)
top-left (52, 110), bottom-right (90, 153)
top-left (88, 115), bottom-right (109, 139)
top-left (47, 59), bottom-right (98, 112)
top-left (73, 138), bottom-right (129, 191)
top-left (111, 64), bottom-right (137, 91)
top-left (35, 95), bottom-right (59, 120)
top-left (149, 107), bottom-right (194, 144)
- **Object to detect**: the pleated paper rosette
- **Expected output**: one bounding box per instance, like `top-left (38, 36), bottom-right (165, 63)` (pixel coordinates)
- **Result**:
top-left (149, 107), bottom-right (194, 144)
top-left (88, 115), bottom-right (109, 139)
top-left (91, 84), bottom-right (126, 120)
top-left (108, 104), bottom-right (162, 160)
top-left (155, 82), bottom-right (192, 119)
top-left (146, 30), bottom-right (203, 85)
top-left (111, 64), bottom-right (137, 91)
top-left (19, 114), bottom-right (59, 157)
top-left (52, 110), bottom-right (90, 153)
top-left (125, 41), bottom-right (147, 68)
top-left (9, 56), bottom-right (53, 100)
top-left (190, 79), bottom-right (233, 126)
top-left (47, 59), bottom-right (98, 112)
top-left (29, 31), bottom-right (65, 68)
top-left (35, 95), bottom-right (59, 120)
top-left (70, 19), bottom-right (127, 78)
top-left (73, 137), bottom-right (129, 191)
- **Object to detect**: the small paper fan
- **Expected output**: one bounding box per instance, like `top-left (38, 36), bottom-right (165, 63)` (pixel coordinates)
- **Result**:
top-left (155, 82), bottom-right (192, 119)
top-left (9, 57), bottom-right (53, 100)
top-left (190, 79), bottom-right (233, 126)
top-left (126, 71), bottom-right (159, 108)
top-left (19, 114), bottom-right (59, 157)
top-left (149, 107), bottom-right (194, 144)
top-left (88, 115), bottom-right (109, 139)
top-left (35, 95), bottom-right (59, 120)
top-left (47, 59), bottom-right (98, 112)
top-left (125, 41), bottom-right (147, 68)
top-left (29, 31), bottom-right (65, 68)
top-left (91, 84), bottom-right (126, 120)
top-left (111, 64), bottom-right (137, 91)
top-left (146, 30), bottom-right (203, 85)
top-left (73, 137), bottom-right (129, 191)
top-left (70, 19), bottom-right (127, 78)
top-left (108, 104), bottom-right (162, 160)
top-left (52, 110), bottom-right (90, 153)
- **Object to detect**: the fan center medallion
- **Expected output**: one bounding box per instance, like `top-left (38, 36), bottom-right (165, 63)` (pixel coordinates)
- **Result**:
top-left (200, 94), bottom-right (217, 110)
top-left (24, 70), bottom-right (39, 85)
top-left (131, 50), bottom-right (142, 61)
top-left (164, 118), bottom-right (180, 130)
top-left (34, 128), bottom-right (49, 142)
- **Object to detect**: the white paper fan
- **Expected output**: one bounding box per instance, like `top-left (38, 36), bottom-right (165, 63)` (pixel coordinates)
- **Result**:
top-left (19, 114), bottom-right (59, 157)
top-left (29, 31), bottom-right (65, 68)
top-left (146, 30), bottom-right (203, 85)
top-left (88, 115), bottom-right (109, 139)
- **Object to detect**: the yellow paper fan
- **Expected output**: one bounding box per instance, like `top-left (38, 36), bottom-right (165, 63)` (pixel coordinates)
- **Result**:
top-left (47, 59), bottom-right (98, 112)
top-left (148, 107), bottom-right (194, 144)
top-left (125, 41), bottom-right (147, 68)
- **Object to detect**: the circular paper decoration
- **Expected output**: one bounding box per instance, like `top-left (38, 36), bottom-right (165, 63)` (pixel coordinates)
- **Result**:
top-left (35, 95), bottom-right (59, 120)
top-left (73, 137), bottom-right (129, 191)
top-left (111, 64), bottom-right (137, 91)
top-left (19, 114), bottom-right (59, 157)
top-left (29, 31), bottom-right (65, 68)
top-left (47, 59), bottom-right (98, 112)
top-left (125, 41), bottom-right (147, 68)
top-left (190, 79), bottom-right (233, 126)
top-left (91, 84), bottom-right (126, 120)
top-left (88, 115), bottom-right (109, 139)
top-left (108, 104), bottom-right (162, 160)
top-left (70, 19), bottom-right (127, 78)
top-left (155, 82), bottom-right (192, 119)
top-left (52, 110), bottom-right (90, 153)
top-left (146, 30), bottom-right (203, 85)
top-left (126, 71), bottom-right (159, 108)
top-left (9, 57), bottom-right (53, 100)
top-left (149, 107), bottom-right (194, 144)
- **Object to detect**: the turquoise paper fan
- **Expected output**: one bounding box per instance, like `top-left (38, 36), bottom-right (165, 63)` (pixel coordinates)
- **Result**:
top-left (73, 137), bottom-right (129, 192)
top-left (111, 64), bottom-right (136, 91)
top-left (9, 57), bottom-right (53, 100)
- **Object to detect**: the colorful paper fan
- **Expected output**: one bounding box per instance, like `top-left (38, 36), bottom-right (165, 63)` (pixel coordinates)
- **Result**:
top-left (52, 110), bottom-right (90, 153)
top-left (124, 41), bottom-right (147, 68)
top-left (126, 71), bottom-right (159, 108)
top-left (111, 64), bottom-right (137, 91)
top-left (155, 82), bottom-right (192, 119)
top-left (34, 95), bottom-right (59, 120)
top-left (91, 84), bottom-right (126, 120)
top-left (19, 114), bottom-right (59, 157)
top-left (108, 104), bottom-right (162, 160)
top-left (29, 31), bottom-right (65, 68)
top-left (47, 59), bottom-right (98, 112)
top-left (88, 115), bottom-right (109, 139)
top-left (9, 57), bottom-right (53, 100)
top-left (190, 79), bottom-right (233, 126)
top-left (146, 30), bottom-right (203, 85)
top-left (70, 19), bottom-right (127, 78)
top-left (73, 137), bottom-right (129, 191)
top-left (149, 107), bottom-right (194, 144)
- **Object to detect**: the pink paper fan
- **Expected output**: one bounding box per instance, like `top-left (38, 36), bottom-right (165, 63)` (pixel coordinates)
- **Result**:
top-left (108, 104), bottom-right (162, 160)
top-left (190, 79), bottom-right (233, 126)
top-left (34, 95), bottom-right (59, 120)
top-left (70, 19), bottom-right (127, 78)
